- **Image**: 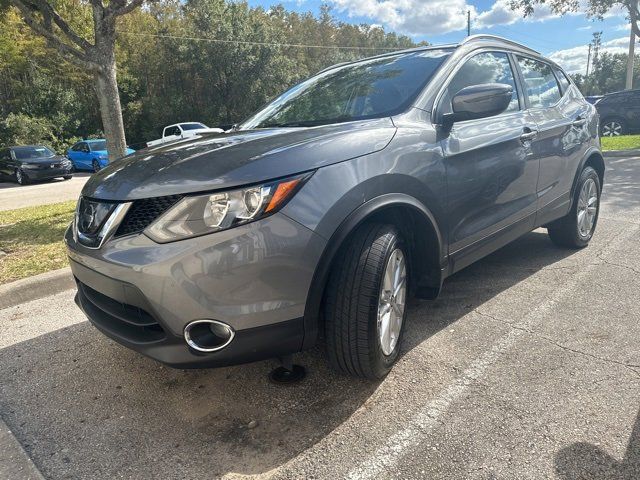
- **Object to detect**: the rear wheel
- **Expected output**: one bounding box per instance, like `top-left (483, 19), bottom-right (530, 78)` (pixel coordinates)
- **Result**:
top-left (547, 166), bottom-right (601, 248)
top-left (600, 118), bottom-right (625, 137)
top-left (325, 223), bottom-right (408, 379)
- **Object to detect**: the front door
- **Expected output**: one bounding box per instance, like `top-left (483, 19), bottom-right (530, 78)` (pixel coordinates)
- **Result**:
top-left (439, 51), bottom-right (540, 272)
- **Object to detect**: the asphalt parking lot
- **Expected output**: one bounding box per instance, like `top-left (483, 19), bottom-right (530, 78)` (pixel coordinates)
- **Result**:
top-left (0, 174), bottom-right (90, 211)
top-left (1, 156), bottom-right (639, 480)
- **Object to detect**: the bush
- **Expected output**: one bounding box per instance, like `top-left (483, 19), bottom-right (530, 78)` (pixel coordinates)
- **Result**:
top-left (0, 113), bottom-right (82, 153)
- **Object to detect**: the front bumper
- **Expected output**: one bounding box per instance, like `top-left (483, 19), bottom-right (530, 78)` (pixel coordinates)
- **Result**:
top-left (65, 213), bottom-right (326, 368)
top-left (23, 167), bottom-right (72, 181)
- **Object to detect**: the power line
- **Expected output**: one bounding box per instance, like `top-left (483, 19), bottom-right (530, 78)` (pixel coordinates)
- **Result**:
top-left (117, 31), bottom-right (405, 51)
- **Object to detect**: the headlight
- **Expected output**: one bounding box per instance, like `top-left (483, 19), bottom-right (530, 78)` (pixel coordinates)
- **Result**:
top-left (145, 172), bottom-right (313, 243)
top-left (61, 159), bottom-right (72, 166)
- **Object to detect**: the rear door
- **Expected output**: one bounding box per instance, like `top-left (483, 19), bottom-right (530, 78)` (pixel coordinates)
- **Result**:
top-left (439, 50), bottom-right (540, 271)
top-left (515, 56), bottom-right (589, 221)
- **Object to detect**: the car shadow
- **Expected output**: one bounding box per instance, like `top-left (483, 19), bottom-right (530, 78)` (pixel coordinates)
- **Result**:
top-left (0, 230), bottom-right (579, 478)
top-left (555, 405), bottom-right (640, 479)
top-left (0, 173), bottom-right (92, 189)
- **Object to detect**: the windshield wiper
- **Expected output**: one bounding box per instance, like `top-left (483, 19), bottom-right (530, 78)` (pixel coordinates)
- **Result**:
top-left (260, 116), bottom-right (353, 129)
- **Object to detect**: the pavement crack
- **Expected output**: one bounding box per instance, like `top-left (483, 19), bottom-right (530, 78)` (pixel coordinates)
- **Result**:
top-left (474, 309), bottom-right (640, 378)
top-left (596, 256), bottom-right (640, 276)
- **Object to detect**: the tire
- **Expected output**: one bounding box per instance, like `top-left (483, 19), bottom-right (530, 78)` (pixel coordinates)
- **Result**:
top-left (92, 159), bottom-right (101, 172)
top-left (547, 166), bottom-right (601, 248)
top-left (600, 118), bottom-right (625, 137)
top-left (325, 223), bottom-right (409, 379)
top-left (15, 168), bottom-right (27, 185)
top-left (63, 175), bottom-right (72, 180)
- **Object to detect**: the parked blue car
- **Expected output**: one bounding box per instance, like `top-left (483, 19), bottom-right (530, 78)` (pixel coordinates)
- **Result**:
top-left (67, 139), bottom-right (134, 172)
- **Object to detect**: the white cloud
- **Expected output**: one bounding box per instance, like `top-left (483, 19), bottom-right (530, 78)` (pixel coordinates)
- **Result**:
top-left (327, 0), bottom-right (627, 37)
top-left (475, 0), bottom-right (561, 28)
top-left (577, 25), bottom-right (592, 31)
top-left (329, 0), bottom-right (476, 36)
top-left (549, 36), bottom-right (636, 74)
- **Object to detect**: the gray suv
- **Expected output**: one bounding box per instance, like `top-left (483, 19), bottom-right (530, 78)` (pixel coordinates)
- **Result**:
top-left (66, 35), bottom-right (603, 379)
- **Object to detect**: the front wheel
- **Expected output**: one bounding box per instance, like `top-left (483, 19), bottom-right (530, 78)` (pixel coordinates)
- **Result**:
top-left (15, 169), bottom-right (27, 185)
top-left (325, 223), bottom-right (409, 379)
top-left (547, 166), bottom-right (601, 248)
top-left (92, 159), bottom-right (101, 173)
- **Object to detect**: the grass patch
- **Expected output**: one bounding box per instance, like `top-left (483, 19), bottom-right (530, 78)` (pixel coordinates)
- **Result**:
top-left (0, 201), bottom-right (76, 284)
top-left (600, 134), bottom-right (640, 151)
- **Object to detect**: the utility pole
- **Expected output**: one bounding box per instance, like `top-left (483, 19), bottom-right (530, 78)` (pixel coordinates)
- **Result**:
top-left (626, 23), bottom-right (635, 90)
top-left (586, 44), bottom-right (592, 77)
top-left (467, 10), bottom-right (471, 37)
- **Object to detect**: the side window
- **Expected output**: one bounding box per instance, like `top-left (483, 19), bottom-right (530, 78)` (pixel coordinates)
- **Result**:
top-left (72, 143), bottom-right (82, 152)
top-left (81, 143), bottom-right (90, 152)
top-left (441, 52), bottom-right (520, 116)
top-left (165, 126), bottom-right (180, 137)
top-left (554, 69), bottom-right (571, 95)
top-left (0, 149), bottom-right (10, 161)
top-left (517, 56), bottom-right (561, 108)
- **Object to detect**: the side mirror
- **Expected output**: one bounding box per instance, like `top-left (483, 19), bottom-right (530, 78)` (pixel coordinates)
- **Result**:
top-left (443, 83), bottom-right (513, 126)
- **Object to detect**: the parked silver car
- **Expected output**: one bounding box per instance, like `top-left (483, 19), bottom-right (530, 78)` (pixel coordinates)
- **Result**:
top-left (66, 35), bottom-right (603, 379)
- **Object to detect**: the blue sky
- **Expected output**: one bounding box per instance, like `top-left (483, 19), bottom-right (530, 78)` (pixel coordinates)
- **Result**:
top-left (247, 0), bottom-right (634, 74)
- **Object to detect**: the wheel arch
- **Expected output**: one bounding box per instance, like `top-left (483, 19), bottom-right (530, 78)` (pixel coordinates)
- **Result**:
top-left (571, 148), bottom-right (605, 205)
top-left (301, 193), bottom-right (445, 350)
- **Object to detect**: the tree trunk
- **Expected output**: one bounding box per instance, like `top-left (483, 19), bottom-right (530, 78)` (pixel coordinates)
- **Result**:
top-left (95, 61), bottom-right (127, 161)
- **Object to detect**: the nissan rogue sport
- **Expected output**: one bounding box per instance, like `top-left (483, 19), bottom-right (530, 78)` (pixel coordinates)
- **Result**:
top-left (66, 35), bottom-right (604, 379)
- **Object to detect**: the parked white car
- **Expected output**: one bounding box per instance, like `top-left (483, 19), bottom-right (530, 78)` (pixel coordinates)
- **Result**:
top-left (146, 122), bottom-right (224, 147)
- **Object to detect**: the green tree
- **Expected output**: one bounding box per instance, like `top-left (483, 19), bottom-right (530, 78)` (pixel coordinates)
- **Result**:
top-left (8, 0), bottom-right (152, 159)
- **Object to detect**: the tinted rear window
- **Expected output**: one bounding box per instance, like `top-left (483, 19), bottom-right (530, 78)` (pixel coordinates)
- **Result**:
top-left (517, 56), bottom-right (561, 108)
top-left (88, 140), bottom-right (107, 151)
top-left (180, 123), bottom-right (206, 130)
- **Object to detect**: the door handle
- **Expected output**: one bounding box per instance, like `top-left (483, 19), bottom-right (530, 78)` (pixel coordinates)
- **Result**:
top-left (520, 129), bottom-right (538, 142)
top-left (572, 117), bottom-right (587, 127)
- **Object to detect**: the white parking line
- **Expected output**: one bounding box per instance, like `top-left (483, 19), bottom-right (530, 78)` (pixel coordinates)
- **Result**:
top-left (346, 223), bottom-right (638, 480)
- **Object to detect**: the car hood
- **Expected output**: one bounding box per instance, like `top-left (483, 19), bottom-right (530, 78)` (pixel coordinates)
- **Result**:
top-left (82, 118), bottom-right (396, 201)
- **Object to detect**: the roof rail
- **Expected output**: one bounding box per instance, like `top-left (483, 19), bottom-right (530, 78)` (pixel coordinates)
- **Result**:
top-left (461, 34), bottom-right (540, 55)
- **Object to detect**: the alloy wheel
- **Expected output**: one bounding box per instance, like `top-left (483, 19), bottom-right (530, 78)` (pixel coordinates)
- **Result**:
top-left (577, 178), bottom-right (598, 238)
top-left (377, 248), bottom-right (407, 356)
top-left (15, 169), bottom-right (24, 185)
top-left (601, 121), bottom-right (622, 137)
top-left (92, 160), bottom-right (100, 172)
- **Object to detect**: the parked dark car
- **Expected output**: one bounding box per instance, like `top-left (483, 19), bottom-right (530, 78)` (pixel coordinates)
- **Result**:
top-left (595, 89), bottom-right (640, 136)
top-left (0, 145), bottom-right (73, 185)
top-left (66, 35), bottom-right (603, 379)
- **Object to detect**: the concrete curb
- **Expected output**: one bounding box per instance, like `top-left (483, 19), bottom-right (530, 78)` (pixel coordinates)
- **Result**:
top-left (603, 149), bottom-right (640, 157)
top-left (0, 417), bottom-right (45, 480)
top-left (0, 267), bottom-right (74, 310)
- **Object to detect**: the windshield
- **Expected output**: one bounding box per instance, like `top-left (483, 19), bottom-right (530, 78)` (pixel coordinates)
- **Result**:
top-left (89, 140), bottom-right (107, 151)
top-left (181, 123), bottom-right (207, 130)
top-left (240, 49), bottom-right (452, 129)
top-left (13, 146), bottom-right (55, 160)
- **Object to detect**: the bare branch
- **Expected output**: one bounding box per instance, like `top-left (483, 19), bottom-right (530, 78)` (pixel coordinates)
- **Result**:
top-left (19, 0), bottom-right (94, 50)
top-left (11, 0), bottom-right (101, 72)
top-left (110, 0), bottom-right (145, 17)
